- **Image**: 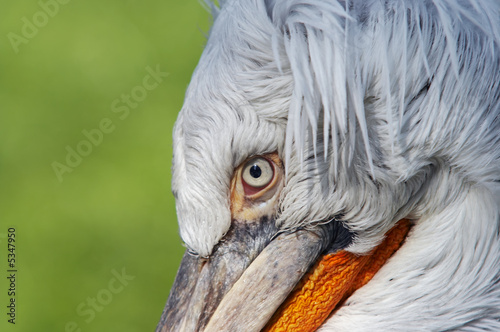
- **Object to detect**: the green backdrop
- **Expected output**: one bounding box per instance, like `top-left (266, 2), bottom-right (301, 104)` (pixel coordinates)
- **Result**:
top-left (0, 1), bottom-right (210, 331)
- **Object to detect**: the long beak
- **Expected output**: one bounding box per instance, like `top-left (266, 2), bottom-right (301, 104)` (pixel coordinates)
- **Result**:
top-left (156, 217), bottom-right (339, 332)
top-left (157, 217), bottom-right (410, 332)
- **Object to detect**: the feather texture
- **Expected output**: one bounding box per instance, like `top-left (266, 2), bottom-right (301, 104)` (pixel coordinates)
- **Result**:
top-left (172, 0), bottom-right (500, 329)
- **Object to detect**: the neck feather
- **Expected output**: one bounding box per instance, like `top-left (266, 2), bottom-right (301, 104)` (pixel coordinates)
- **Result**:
top-left (320, 184), bottom-right (500, 331)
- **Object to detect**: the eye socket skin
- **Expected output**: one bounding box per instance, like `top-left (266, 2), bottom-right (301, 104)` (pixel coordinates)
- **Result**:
top-left (230, 152), bottom-right (283, 221)
top-left (241, 157), bottom-right (274, 190)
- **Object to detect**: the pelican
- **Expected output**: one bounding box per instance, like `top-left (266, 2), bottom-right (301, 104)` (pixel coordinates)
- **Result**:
top-left (157, 0), bottom-right (500, 331)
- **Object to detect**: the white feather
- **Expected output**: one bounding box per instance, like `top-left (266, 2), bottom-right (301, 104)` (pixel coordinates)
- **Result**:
top-left (172, 0), bottom-right (500, 328)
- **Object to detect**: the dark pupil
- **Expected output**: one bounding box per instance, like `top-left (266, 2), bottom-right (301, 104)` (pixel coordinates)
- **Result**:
top-left (249, 165), bottom-right (262, 178)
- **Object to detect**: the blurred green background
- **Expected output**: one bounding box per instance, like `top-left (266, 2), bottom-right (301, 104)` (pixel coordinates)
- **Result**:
top-left (0, 1), bottom-right (210, 331)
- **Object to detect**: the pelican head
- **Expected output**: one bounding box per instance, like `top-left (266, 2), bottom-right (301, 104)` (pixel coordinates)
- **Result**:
top-left (157, 0), bottom-right (500, 331)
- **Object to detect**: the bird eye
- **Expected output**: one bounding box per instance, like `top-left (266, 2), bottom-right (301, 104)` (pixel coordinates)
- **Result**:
top-left (241, 157), bottom-right (274, 192)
